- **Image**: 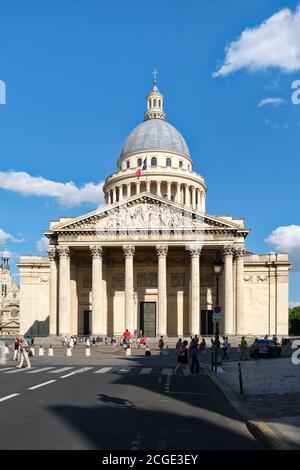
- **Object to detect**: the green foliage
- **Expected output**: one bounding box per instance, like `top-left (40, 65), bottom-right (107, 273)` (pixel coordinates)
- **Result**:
top-left (289, 305), bottom-right (300, 334)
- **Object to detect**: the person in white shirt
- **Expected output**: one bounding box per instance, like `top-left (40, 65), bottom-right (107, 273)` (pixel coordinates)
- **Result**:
top-left (16, 337), bottom-right (31, 369)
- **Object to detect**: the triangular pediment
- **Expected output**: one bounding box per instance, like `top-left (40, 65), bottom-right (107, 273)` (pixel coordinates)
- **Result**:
top-left (45, 193), bottom-right (248, 236)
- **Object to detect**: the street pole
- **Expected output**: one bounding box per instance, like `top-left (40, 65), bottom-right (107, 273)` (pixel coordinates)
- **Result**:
top-left (214, 276), bottom-right (219, 373)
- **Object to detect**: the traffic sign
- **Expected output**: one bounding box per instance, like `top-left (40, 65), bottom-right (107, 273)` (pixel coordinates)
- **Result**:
top-left (213, 305), bottom-right (222, 314)
top-left (212, 313), bottom-right (222, 323)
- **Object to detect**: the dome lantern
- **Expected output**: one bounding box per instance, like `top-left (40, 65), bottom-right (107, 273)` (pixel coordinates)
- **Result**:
top-left (144, 69), bottom-right (166, 121)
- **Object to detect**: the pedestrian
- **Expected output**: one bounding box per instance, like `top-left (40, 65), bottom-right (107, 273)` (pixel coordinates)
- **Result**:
top-left (13, 338), bottom-right (20, 361)
top-left (64, 335), bottom-right (67, 347)
top-left (105, 337), bottom-right (108, 346)
top-left (199, 337), bottom-right (206, 354)
top-left (222, 336), bottom-right (229, 360)
top-left (189, 338), bottom-right (200, 374)
top-left (158, 336), bottom-right (164, 355)
top-left (239, 336), bottom-right (248, 360)
top-left (86, 337), bottom-right (91, 348)
top-left (16, 336), bottom-right (31, 369)
top-left (123, 328), bottom-right (131, 346)
top-left (31, 337), bottom-right (34, 347)
top-left (73, 336), bottom-right (77, 348)
top-left (112, 337), bottom-right (117, 351)
top-left (69, 337), bottom-right (74, 349)
top-left (173, 340), bottom-right (192, 375)
top-left (92, 337), bottom-right (96, 346)
top-left (175, 338), bottom-right (182, 355)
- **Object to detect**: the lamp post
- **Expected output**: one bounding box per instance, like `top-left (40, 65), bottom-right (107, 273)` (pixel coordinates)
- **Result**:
top-left (211, 254), bottom-right (224, 371)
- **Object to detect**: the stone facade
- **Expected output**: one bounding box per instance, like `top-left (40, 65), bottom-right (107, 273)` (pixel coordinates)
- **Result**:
top-left (17, 81), bottom-right (291, 338)
top-left (0, 251), bottom-right (20, 336)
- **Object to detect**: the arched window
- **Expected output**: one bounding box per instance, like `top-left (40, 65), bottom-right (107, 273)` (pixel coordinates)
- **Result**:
top-left (158, 99), bottom-right (161, 108)
top-left (151, 156), bottom-right (157, 166)
top-left (179, 160), bottom-right (183, 168)
top-left (153, 98), bottom-right (157, 107)
top-left (126, 160), bottom-right (130, 169)
top-left (148, 99), bottom-right (151, 109)
top-left (137, 158), bottom-right (142, 167)
top-left (166, 158), bottom-right (172, 167)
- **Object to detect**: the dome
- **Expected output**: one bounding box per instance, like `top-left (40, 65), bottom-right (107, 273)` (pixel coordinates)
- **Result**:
top-left (120, 119), bottom-right (190, 158)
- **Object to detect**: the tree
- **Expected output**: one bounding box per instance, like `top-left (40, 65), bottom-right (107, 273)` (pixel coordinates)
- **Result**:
top-left (289, 305), bottom-right (300, 335)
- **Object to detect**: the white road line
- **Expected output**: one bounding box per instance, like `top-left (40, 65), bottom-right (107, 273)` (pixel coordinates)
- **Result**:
top-left (93, 367), bottom-right (113, 374)
top-left (161, 368), bottom-right (173, 376)
top-left (139, 368), bottom-right (152, 375)
top-left (26, 367), bottom-right (55, 374)
top-left (119, 369), bottom-right (130, 373)
top-left (4, 367), bottom-right (35, 374)
top-left (0, 393), bottom-right (20, 402)
top-left (60, 367), bottom-right (93, 378)
top-left (28, 380), bottom-right (56, 390)
top-left (49, 367), bottom-right (74, 374)
top-left (0, 367), bottom-right (14, 372)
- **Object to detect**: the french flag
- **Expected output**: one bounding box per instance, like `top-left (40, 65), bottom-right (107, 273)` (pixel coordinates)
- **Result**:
top-left (135, 158), bottom-right (147, 179)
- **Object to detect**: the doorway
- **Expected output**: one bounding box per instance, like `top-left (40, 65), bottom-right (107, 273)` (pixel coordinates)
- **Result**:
top-left (201, 310), bottom-right (213, 335)
top-left (140, 302), bottom-right (156, 337)
top-left (83, 310), bottom-right (92, 335)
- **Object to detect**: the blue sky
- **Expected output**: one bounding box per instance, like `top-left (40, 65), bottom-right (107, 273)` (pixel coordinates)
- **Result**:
top-left (0, 0), bottom-right (300, 303)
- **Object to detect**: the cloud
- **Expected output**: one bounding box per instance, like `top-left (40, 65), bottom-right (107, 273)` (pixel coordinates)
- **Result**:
top-left (257, 97), bottom-right (285, 107)
top-left (214, 6), bottom-right (300, 77)
top-left (36, 237), bottom-right (49, 254)
top-left (289, 301), bottom-right (300, 309)
top-left (266, 225), bottom-right (300, 271)
top-left (0, 228), bottom-right (25, 245)
top-left (0, 171), bottom-right (105, 207)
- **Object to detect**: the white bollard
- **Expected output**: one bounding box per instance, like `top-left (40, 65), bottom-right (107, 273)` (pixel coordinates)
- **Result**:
top-left (31, 347), bottom-right (35, 356)
top-left (85, 348), bottom-right (91, 356)
top-left (5, 346), bottom-right (9, 355)
top-left (67, 348), bottom-right (72, 356)
top-left (48, 347), bottom-right (53, 356)
top-left (39, 347), bottom-right (44, 356)
top-left (126, 348), bottom-right (131, 356)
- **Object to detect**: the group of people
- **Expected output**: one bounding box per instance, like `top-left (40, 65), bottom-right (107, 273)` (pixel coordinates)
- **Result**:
top-left (173, 336), bottom-right (207, 375)
top-left (12, 336), bottom-right (33, 369)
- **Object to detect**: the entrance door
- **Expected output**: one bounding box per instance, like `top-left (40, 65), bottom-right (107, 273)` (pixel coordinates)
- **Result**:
top-left (83, 310), bottom-right (92, 335)
top-left (201, 310), bottom-right (213, 335)
top-left (140, 302), bottom-right (156, 337)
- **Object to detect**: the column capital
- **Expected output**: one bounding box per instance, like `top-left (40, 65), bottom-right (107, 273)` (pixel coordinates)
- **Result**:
top-left (57, 246), bottom-right (70, 259)
top-left (123, 245), bottom-right (135, 258)
top-left (188, 246), bottom-right (202, 258)
top-left (156, 245), bottom-right (168, 257)
top-left (47, 245), bottom-right (57, 261)
top-left (233, 247), bottom-right (246, 259)
top-left (90, 246), bottom-right (103, 259)
top-left (222, 245), bottom-right (234, 257)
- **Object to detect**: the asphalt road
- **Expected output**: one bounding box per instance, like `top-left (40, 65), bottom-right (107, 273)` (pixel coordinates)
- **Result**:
top-left (0, 357), bottom-right (261, 450)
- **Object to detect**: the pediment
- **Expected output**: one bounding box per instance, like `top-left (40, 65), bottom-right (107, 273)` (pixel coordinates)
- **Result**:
top-left (45, 193), bottom-right (247, 236)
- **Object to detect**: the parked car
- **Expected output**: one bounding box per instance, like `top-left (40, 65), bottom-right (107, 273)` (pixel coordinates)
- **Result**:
top-left (250, 339), bottom-right (281, 358)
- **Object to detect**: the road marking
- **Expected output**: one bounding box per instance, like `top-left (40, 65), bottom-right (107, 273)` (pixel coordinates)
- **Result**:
top-left (0, 393), bottom-right (20, 403)
top-left (4, 367), bottom-right (35, 374)
top-left (139, 368), bottom-right (152, 375)
top-left (0, 367), bottom-right (14, 372)
top-left (168, 391), bottom-right (208, 395)
top-left (49, 367), bottom-right (75, 374)
top-left (26, 367), bottom-right (55, 374)
top-left (28, 380), bottom-right (56, 390)
top-left (60, 367), bottom-right (93, 378)
top-left (93, 367), bottom-right (113, 374)
top-left (161, 368), bottom-right (173, 376)
top-left (119, 369), bottom-right (130, 373)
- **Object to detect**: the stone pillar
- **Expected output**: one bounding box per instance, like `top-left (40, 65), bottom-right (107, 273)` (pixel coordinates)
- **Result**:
top-left (235, 247), bottom-right (245, 335)
top-left (185, 185), bottom-right (190, 206)
top-left (192, 187), bottom-right (196, 209)
top-left (197, 190), bottom-right (201, 211)
top-left (136, 181), bottom-right (141, 194)
top-left (188, 247), bottom-right (201, 335)
top-left (127, 183), bottom-right (131, 198)
top-left (167, 181), bottom-right (171, 200)
top-left (58, 246), bottom-right (71, 335)
top-left (113, 187), bottom-right (117, 203)
top-left (119, 185), bottom-right (123, 201)
top-left (223, 245), bottom-right (234, 335)
top-left (176, 182), bottom-right (181, 203)
top-left (90, 246), bottom-right (103, 336)
top-left (156, 245), bottom-right (168, 336)
top-left (48, 245), bottom-right (58, 336)
top-left (146, 181), bottom-right (151, 193)
top-left (157, 181), bottom-right (161, 197)
top-left (123, 246), bottom-right (135, 332)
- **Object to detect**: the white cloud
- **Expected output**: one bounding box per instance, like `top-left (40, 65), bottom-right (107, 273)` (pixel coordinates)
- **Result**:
top-left (0, 171), bottom-right (105, 207)
top-left (257, 97), bottom-right (285, 107)
top-left (289, 301), bottom-right (300, 309)
top-left (266, 225), bottom-right (300, 271)
top-left (36, 237), bottom-right (49, 254)
top-left (0, 228), bottom-right (25, 245)
top-left (214, 6), bottom-right (300, 77)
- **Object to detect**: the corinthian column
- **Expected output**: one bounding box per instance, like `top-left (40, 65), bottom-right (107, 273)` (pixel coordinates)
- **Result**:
top-left (90, 246), bottom-right (103, 336)
top-left (123, 246), bottom-right (135, 332)
top-left (235, 247), bottom-right (245, 335)
top-left (223, 245), bottom-right (234, 335)
top-left (156, 245), bottom-right (168, 336)
top-left (48, 245), bottom-right (58, 336)
top-left (189, 247), bottom-right (201, 335)
top-left (57, 246), bottom-right (71, 336)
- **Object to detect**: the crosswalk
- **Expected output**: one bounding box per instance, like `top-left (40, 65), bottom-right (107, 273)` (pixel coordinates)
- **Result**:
top-left (0, 366), bottom-right (177, 377)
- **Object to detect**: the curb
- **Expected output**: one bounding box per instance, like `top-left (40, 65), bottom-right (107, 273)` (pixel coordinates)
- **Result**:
top-left (205, 369), bottom-right (294, 450)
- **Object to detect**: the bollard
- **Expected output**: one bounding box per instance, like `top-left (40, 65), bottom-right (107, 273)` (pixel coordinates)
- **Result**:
top-left (126, 347), bottom-right (131, 356)
top-left (66, 348), bottom-right (72, 356)
top-left (85, 347), bottom-right (90, 356)
top-left (5, 346), bottom-right (9, 355)
top-left (31, 347), bottom-right (35, 356)
top-left (39, 347), bottom-right (44, 356)
top-left (48, 347), bottom-right (53, 356)
top-left (238, 362), bottom-right (244, 395)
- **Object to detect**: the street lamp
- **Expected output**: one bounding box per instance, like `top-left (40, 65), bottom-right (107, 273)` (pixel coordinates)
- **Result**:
top-left (211, 254), bottom-right (224, 369)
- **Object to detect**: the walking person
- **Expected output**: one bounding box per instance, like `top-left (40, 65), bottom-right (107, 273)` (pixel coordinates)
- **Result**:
top-left (189, 338), bottom-right (200, 374)
top-left (13, 338), bottom-right (20, 361)
top-left (222, 336), bottom-right (229, 360)
top-left (173, 340), bottom-right (192, 375)
top-left (158, 336), bottom-right (164, 355)
top-left (199, 337), bottom-right (206, 354)
top-left (16, 337), bottom-right (31, 369)
top-left (175, 338), bottom-right (182, 355)
top-left (239, 336), bottom-right (248, 360)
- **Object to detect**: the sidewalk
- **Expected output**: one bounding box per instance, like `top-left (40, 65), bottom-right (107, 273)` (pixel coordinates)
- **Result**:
top-left (203, 358), bottom-right (300, 449)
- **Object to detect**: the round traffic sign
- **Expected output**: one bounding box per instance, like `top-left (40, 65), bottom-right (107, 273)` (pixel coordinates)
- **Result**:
top-left (213, 305), bottom-right (222, 314)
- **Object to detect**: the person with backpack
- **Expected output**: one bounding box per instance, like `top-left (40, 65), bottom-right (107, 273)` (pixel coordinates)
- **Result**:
top-left (16, 336), bottom-right (31, 369)
top-left (189, 338), bottom-right (200, 374)
top-left (158, 336), bottom-right (164, 355)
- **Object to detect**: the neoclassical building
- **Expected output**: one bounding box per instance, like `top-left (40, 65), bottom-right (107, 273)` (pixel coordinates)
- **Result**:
top-left (18, 80), bottom-right (291, 338)
top-left (0, 249), bottom-right (20, 336)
